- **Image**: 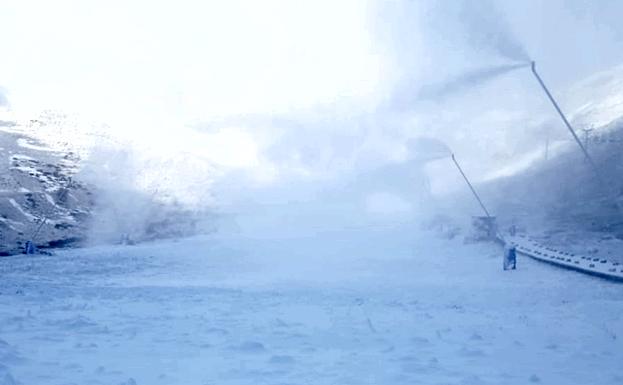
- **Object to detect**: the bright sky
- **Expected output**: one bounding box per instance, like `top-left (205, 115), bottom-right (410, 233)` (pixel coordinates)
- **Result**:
top-left (0, 0), bottom-right (390, 188)
top-left (2, 0), bottom-right (623, 203)
top-left (1, 0), bottom-right (382, 119)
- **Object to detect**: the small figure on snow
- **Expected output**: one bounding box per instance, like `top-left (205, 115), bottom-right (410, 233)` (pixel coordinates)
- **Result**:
top-left (24, 240), bottom-right (37, 255)
top-left (503, 245), bottom-right (517, 270)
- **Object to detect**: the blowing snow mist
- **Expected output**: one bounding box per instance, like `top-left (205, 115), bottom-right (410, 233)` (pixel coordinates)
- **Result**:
top-left (457, 0), bottom-right (531, 62)
top-left (418, 63), bottom-right (529, 101)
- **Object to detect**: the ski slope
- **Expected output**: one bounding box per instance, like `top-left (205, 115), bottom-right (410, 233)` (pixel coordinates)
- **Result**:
top-left (0, 226), bottom-right (621, 385)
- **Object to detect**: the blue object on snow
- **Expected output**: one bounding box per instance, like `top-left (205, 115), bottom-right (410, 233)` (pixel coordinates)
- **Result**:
top-left (24, 240), bottom-right (37, 255)
top-left (504, 246), bottom-right (517, 270)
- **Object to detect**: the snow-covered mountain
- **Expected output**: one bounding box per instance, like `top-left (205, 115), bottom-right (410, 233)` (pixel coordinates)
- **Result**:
top-left (0, 109), bottom-right (214, 255)
top-left (0, 113), bottom-right (93, 255)
top-left (472, 64), bottom-right (623, 260)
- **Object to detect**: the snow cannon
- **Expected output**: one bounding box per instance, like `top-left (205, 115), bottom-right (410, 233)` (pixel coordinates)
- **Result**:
top-left (24, 240), bottom-right (37, 255)
top-left (450, 154), bottom-right (501, 243)
top-left (451, 154), bottom-right (491, 218)
top-left (530, 61), bottom-right (602, 183)
top-left (465, 215), bottom-right (498, 243)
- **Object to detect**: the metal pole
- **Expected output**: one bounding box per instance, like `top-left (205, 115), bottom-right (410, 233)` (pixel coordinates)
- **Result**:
top-left (451, 153), bottom-right (491, 218)
top-left (530, 61), bottom-right (604, 183)
top-left (580, 127), bottom-right (593, 163)
top-left (31, 217), bottom-right (46, 241)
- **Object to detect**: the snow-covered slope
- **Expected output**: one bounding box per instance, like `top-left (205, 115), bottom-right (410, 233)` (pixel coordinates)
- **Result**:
top-left (0, 115), bottom-right (93, 255)
top-left (567, 64), bottom-right (623, 130)
top-left (474, 64), bottom-right (623, 262)
top-left (0, 109), bottom-right (214, 255)
top-left (0, 226), bottom-right (621, 384)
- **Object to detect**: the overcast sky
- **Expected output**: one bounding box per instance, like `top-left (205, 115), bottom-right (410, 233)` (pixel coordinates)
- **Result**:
top-left (2, 0), bottom-right (623, 198)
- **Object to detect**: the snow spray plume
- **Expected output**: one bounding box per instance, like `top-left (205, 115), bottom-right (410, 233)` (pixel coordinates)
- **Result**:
top-left (406, 137), bottom-right (451, 162)
top-left (459, 0), bottom-right (530, 62)
top-left (418, 63), bottom-right (529, 101)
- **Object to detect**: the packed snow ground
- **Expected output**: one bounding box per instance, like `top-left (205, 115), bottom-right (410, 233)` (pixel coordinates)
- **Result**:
top-left (0, 223), bottom-right (622, 385)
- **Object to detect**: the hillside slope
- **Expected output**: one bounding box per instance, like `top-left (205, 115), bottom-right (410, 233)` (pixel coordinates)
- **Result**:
top-left (0, 116), bottom-right (93, 255)
top-left (479, 64), bottom-right (623, 260)
top-left (0, 224), bottom-right (621, 384)
top-left (0, 109), bottom-right (214, 255)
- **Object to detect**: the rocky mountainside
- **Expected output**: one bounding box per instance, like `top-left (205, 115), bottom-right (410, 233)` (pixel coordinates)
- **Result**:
top-left (0, 109), bottom-right (214, 255)
top-left (0, 117), bottom-right (93, 255)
